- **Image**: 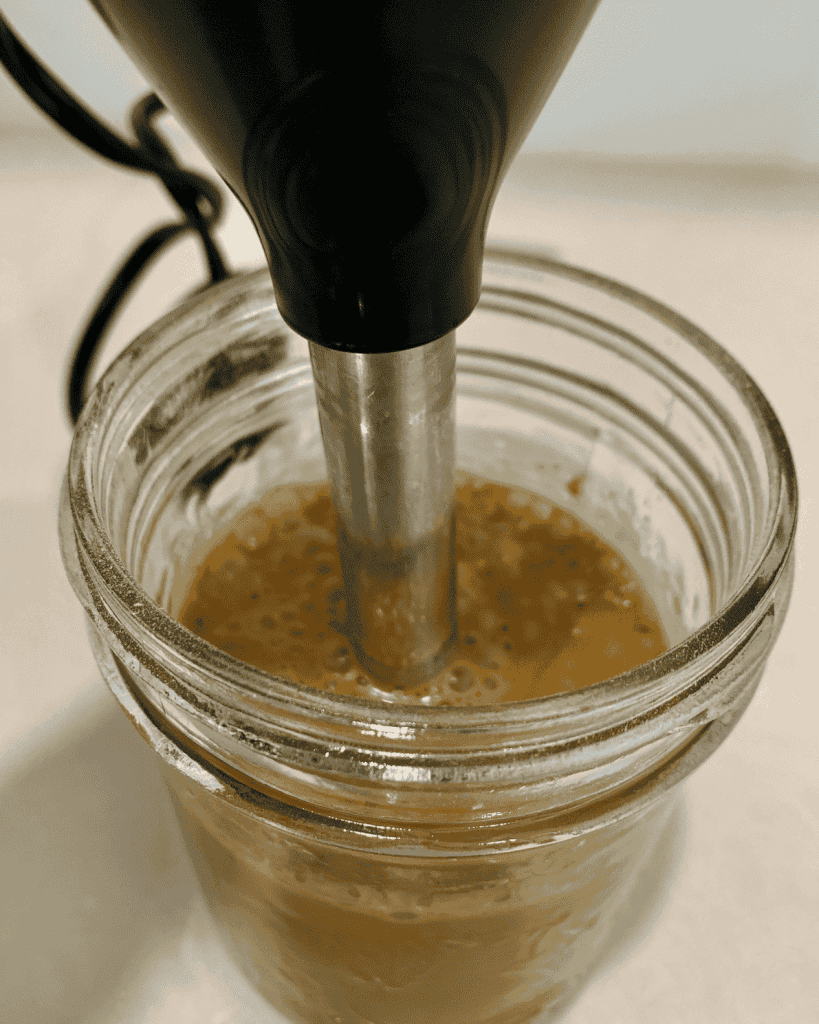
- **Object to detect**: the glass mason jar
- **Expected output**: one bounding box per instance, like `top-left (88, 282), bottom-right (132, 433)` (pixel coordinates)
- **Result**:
top-left (60, 249), bottom-right (796, 1024)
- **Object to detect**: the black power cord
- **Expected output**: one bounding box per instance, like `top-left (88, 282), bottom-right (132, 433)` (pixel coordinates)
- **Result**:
top-left (0, 10), bottom-right (231, 424)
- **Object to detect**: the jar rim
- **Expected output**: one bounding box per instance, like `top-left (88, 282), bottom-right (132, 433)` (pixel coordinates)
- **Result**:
top-left (62, 248), bottom-right (797, 809)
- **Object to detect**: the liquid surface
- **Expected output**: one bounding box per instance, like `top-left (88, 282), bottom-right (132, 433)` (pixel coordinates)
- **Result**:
top-left (179, 477), bottom-right (666, 704)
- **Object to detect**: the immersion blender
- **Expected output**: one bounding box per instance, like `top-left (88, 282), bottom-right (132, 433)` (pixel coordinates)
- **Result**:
top-left (88, 0), bottom-right (600, 685)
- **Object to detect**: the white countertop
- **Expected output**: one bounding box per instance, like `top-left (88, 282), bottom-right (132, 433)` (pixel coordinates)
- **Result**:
top-left (1, 132), bottom-right (816, 1023)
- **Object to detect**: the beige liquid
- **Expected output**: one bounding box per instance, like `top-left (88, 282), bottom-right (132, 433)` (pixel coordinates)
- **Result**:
top-left (169, 475), bottom-right (672, 1024)
top-left (178, 476), bottom-right (666, 702)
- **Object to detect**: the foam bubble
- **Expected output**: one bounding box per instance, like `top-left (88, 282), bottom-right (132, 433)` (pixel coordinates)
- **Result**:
top-left (447, 666), bottom-right (474, 693)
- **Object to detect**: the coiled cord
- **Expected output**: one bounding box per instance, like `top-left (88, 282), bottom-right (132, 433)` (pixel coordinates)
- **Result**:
top-left (0, 10), bottom-right (231, 424)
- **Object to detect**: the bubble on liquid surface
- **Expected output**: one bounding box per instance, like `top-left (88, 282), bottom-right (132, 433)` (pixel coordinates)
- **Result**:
top-left (447, 666), bottom-right (474, 693)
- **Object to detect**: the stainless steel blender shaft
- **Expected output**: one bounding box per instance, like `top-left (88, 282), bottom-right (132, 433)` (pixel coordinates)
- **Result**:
top-left (309, 333), bottom-right (457, 687)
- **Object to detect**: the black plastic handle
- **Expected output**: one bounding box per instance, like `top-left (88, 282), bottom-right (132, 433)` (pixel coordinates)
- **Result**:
top-left (244, 56), bottom-right (506, 351)
top-left (87, 0), bottom-right (600, 354)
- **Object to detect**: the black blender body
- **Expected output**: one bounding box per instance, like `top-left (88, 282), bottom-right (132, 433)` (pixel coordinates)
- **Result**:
top-left (89, 0), bottom-right (599, 351)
